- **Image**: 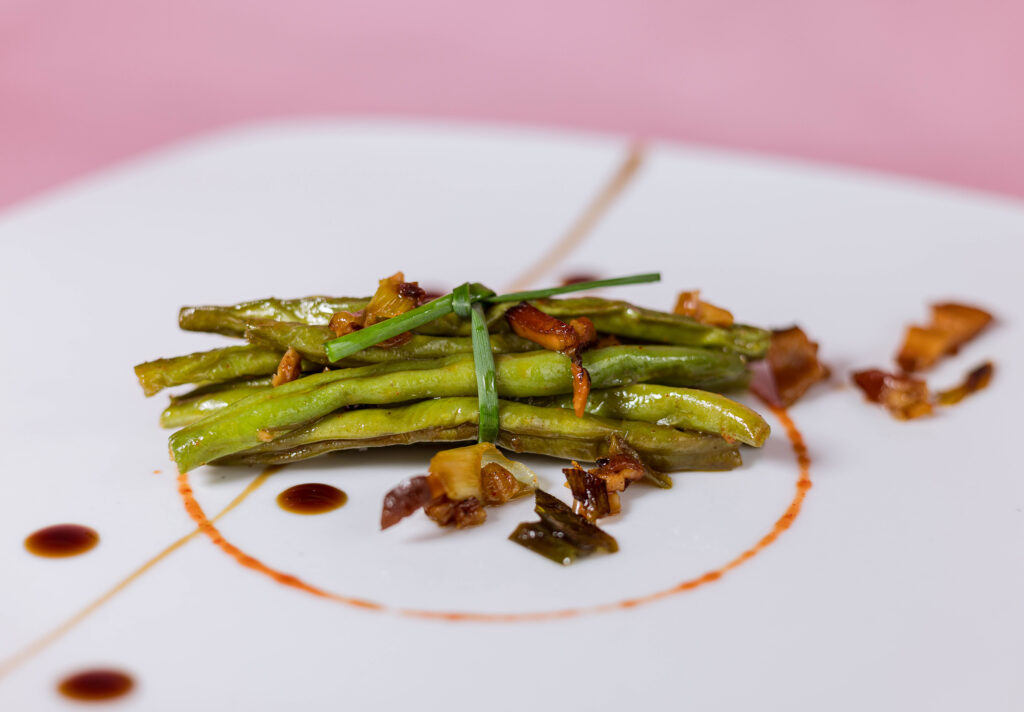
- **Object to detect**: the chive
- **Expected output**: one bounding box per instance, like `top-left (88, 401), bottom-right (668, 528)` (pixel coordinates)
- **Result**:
top-left (484, 272), bottom-right (660, 303)
top-left (469, 302), bottom-right (500, 442)
top-left (323, 294), bottom-right (454, 362)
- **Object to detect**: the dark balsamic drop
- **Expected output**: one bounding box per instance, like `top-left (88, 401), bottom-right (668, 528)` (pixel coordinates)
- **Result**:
top-left (57, 669), bottom-right (134, 701)
top-left (25, 524), bottom-right (99, 558)
top-left (277, 483), bottom-right (347, 514)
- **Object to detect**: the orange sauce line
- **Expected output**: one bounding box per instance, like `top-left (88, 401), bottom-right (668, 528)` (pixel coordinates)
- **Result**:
top-left (177, 407), bottom-right (812, 622)
top-left (503, 142), bottom-right (646, 291)
top-left (0, 469), bottom-right (276, 679)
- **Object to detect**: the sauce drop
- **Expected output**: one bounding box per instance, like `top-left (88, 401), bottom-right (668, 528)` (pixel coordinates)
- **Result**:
top-left (25, 525), bottom-right (99, 558)
top-left (277, 483), bottom-right (347, 515)
top-left (57, 669), bottom-right (134, 701)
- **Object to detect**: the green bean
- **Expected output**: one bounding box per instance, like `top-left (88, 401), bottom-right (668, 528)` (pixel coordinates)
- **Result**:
top-left (530, 298), bottom-right (769, 357)
top-left (160, 378), bottom-right (272, 428)
top-left (135, 345), bottom-right (287, 397)
top-left (538, 384), bottom-right (769, 447)
top-left (178, 296), bottom-right (368, 336)
top-left (170, 346), bottom-right (748, 471)
top-left (217, 398), bottom-right (739, 477)
top-left (243, 319), bottom-right (540, 365)
top-left (179, 294), bottom-right (769, 357)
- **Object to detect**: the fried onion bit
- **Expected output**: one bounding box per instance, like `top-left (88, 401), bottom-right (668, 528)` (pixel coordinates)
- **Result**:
top-left (852, 369), bottom-right (933, 420)
top-left (380, 444), bottom-right (536, 530)
top-left (936, 361), bottom-right (994, 406)
top-left (750, 326), bottom-right (829, 407)
top-left (329, 271), bottom-right (426, 347)
top-left (896, 302), bottom-right (994, 372)
top-left (673, 289), bottom-right (735, 327)
top-left (563, 447), bottom-right (647, 521)
top-left (271, 347), bottom-right (303, 387)
top-left (506, 303), bottom-right (595, 416)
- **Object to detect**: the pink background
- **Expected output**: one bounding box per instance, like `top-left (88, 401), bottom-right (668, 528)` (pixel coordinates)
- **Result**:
top-left (3, 1), bottom-right (1023, 209)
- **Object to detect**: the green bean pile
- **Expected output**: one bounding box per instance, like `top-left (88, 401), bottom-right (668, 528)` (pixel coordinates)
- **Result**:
top-left (136, 292), bottom-right (773, 480)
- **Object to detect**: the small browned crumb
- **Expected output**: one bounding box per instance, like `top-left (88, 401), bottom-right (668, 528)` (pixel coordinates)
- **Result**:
top-left (896, 302), bottom-right (993, 372)
top-left (257, 429), bottom-right (275, 442)
top-left (271, 347), bottom-right (303, 387)
top-left (750, 326), bottom-right (829, 407)
top-left (852, 369), bottom-right (933, 420)
top-left (673, 290), bottom-right (734, 327)
top-left (595, 334), bottom-right (622, 348)
top-left (425, 496), bottom-right (487, 529)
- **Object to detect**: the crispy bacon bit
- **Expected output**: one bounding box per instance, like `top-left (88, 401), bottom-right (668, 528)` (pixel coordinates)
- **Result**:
top-left (480, 463), bottom-right (520, 505)
top-left (380, 475), bottom-right (444, 529)
top-left (424, 496), bottom-right (487, 529)
top-left (852, 369), bottom-right (933, 420)
top-left (750, 326), bottom-right (828, 408)
top-left (936, 361), bottom-right (994, 406)
top-left (328, 310), bottom-right (364, 338)
top-left (271, 347), bottom-right (302, 387)
top-left (673, 290), bottom-right (735, 327)
top-left (506, 303), bottom-right (594, 416)
top-left (896, 302), bottom-right (994, 372)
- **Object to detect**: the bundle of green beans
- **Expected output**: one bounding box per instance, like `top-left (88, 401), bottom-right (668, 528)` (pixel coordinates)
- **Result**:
top-left (136, 279), bottom-right (773, 480)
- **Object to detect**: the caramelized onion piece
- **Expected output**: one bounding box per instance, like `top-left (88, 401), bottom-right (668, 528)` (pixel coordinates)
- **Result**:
top-left (896, 302), bottom-right (993, 372)
top-left (336, 271), bottom-right (424, 349)
top-left (936, 361), bottom-right (994, 406)
top-left (506, 303), bottom-right (593, 416)
top-left (852, 369), bottom-right (933, 420)
top-left (381, 445), bottom-right (535, 530)
top-left (271, 348), bottom-right (302, 387)
top-left (480, 463), bottom-right (521, 505)
top-left (506, 302), bottom-right (578, 352)
top-left (563, 462), bottom-right (612, 520)
top-left (563, 449), bottom-right (647, 520)
top-left (424, 496), bottom-right (487, 529)
top-left (569, 361), bottom-right (592, 419)
top-left (673, 290), bottom-right (735, 327)
top-left (569, 317), bottom-right (597, 349)
top-left (328, 310), bottom-right (364, 338)
top-left (750, 326), bottom-right (828, 407)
